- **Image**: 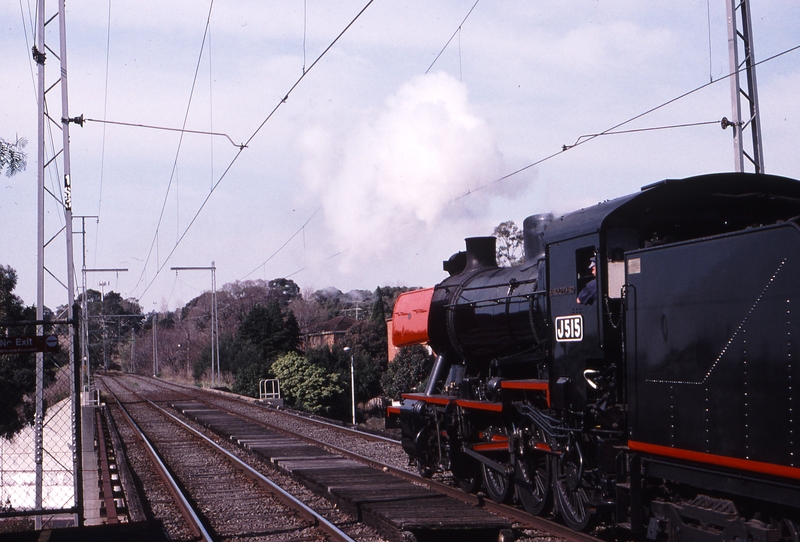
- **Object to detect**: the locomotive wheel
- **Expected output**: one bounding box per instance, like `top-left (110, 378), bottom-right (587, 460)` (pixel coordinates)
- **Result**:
top-left (515, 424), bottom-right (552, 516)
top-left (552, 446), bottom-right (593, 531)
top-left (451, 451), bottom-right (482, 493)
top-left (416, 461), bottom-right (434, 479)
top-left (482, 460), bottom-right (514, 503)
top-left (515, 452), bottom-right (552, 516)
top-left (784, 519), bottom-right (800, 542)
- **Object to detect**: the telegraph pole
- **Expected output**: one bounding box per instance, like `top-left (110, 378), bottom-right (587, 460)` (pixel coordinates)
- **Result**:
top-left (83, 268), bottom-right (127, 388)
top-left (170, 263), bottom-right (220, 387)
top-left (73, 216), bottom-right (98, 395)
top-left (725, 0), bottom-right (765, 173)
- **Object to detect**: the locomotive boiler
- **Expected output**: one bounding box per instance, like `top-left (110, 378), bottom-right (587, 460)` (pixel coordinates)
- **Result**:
top-left (388, 172), bottom-right (800, 540)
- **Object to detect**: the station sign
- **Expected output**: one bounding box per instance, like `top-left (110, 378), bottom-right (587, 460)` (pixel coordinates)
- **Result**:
top-left (0, 335), bottom-right (60, 354)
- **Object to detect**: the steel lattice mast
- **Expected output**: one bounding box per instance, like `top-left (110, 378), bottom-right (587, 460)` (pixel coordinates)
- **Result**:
top-left (35, 0), bottom-right (80, 525)
top-left (726, 0), bottom-right (765, 173)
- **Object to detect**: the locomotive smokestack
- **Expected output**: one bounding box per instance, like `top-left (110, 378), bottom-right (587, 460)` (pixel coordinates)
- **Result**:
top-left (464, 237), bottom-right (498, 271)
top-left (523, 213), bottom-right (553, 263)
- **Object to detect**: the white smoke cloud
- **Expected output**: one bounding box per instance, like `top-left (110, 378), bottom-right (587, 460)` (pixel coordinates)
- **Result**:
top-left (299, 71), bottom-right (506, 272)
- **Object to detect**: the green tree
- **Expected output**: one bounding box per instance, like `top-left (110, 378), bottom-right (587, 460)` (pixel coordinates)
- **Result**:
top-left (0, 137), bottom-right (27, 177)
top-left (267, 278), bottom-right (301, 308)
top-left (343, 320), bottom-right (388, 402)
top-left (271, 352), bottom-right (344, 415)
top-left (79, 289), bottom-right (143, 371)
top-left (194, 337), bottom-right (259, 381)
top-left (0, 265), bottom-right (52, 439)
top-left (381, 346), bottom-right (433, 400)
top-left (238, 300), bottom-right (300, 363)
top-left (232, 363), bottom-right (271, 397)
top-left (494, 220), bottom-right (524, 266)
top-left (370, 287), bottom-right (387, 323)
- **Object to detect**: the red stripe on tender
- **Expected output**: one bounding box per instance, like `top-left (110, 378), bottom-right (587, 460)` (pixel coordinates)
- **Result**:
top-left (628, 440), bottom-right (800, 481)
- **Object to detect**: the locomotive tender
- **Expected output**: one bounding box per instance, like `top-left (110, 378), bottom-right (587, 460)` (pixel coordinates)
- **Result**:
top-left (389, 172), bottom-right (800, 540)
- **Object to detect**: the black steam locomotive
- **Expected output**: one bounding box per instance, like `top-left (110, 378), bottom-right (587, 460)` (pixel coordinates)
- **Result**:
top-left (388, 172), bottom-right (800, 540)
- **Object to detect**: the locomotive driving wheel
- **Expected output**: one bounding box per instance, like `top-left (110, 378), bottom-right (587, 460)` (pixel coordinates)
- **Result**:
top-left (553, 440), bottom-right (593, 531)
top-left (482, 455), bottom-right (514, 503)
top-left (451, 449), bottom-right (482, 493)
top-left (514, 424), bottom-right (552, 516)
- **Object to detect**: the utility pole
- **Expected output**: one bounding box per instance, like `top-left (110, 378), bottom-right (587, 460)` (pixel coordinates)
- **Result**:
top-left (153, 312), bottom-right (158, 377)
top-left (98, 282), bottom-right (109, 372)
top-left (83, 268), bottom-right (127, 389)
top-left (170, 263), bottom-right (220, 387)
top-left (725, 0), bottom-right (765, 173)
top-left (73, 216), bottom-right (98, 396)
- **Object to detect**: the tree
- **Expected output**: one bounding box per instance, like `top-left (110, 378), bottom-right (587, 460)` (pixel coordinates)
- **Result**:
top-left (271, 352), bottom-right (344, 415)
top-left (494, 220), bottom-right (524, 266)
top-left (77, 289), bottom-right (143, 371)
top-left (267, 278), bottom-right (301, 308)
top-left (194, 336), bottom-right (259, 381)
top-left (0, 137), bottom-right (27, 177)
top-left (381, 346), bottom-right (433, 400)
top-left (232, 363), bottom-right (271, 397)
top-left (0, 265), bottom-right (50, 440)
top-left (238, 300), bottom-right (300, 364)
top-left (370, 287), bottom-right (387, 323)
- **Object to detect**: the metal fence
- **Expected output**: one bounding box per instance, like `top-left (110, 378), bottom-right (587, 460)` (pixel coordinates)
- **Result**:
top-left (0, 320), bottom-right (80, 529)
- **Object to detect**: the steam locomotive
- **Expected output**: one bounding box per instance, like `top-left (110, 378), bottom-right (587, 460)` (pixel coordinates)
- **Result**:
top-left (388, 172), bottom-right (800, 540)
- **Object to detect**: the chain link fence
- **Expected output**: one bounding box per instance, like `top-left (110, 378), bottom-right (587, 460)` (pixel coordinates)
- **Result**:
top-left (0, 319), bottom-right (80, 530)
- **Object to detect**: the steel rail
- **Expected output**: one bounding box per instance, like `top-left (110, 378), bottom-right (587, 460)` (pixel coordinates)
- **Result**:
top-left (94, 409), bottom-right (120, 524)
top-left (221, 407), bottom-right (598, 542)
top-left (102, 376), bottom-right (357, 542)
top-left (128, 373), bottom-right (401, 445)
top-left (104, 386), bottom-right (213, 542)
top-left (117, 374), bottom-right (601, 542)
top-left (129, 376), bottom-right (597, 542)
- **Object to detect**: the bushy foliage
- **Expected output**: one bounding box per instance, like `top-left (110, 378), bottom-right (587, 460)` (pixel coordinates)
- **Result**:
top-left (78, 289), bottom-right (143, 372)
top-left (271, 352), bottom-right (344, 415)
top-left (232, 363), bottom-right (271, 398)
top-left (193, 338), bottom-right (260, 381)
top-left (382, 346), bottom-right (433, 400)
top-left (238, 301), bottom-right (300, 362)
top-left (0, 265), bottom-right (54, 440)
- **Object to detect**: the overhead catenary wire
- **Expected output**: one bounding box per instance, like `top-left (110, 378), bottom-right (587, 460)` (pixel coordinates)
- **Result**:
top-left (93, 0), bottom-right (114, 268)
top-left (136, 0), bottom-right (376, 302)
top-left (426, 0), bottom-right (480, 75)
top-left (134, 0), bottom-right (216, 294)
top-left (241, 206), bottom-right (322, 280)
top-left (452, 41), bottom-right (800, 202)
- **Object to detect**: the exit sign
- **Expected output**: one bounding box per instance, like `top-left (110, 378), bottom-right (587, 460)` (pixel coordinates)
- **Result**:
top-left (0, 335), bottom-right (60, 354)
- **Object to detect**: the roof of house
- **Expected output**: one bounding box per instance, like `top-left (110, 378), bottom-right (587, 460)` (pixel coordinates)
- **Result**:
top-left (309, 315), bottom-right (358, 334)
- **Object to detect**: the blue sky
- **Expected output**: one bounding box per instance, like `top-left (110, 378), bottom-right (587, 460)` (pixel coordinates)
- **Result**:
top-left (2, 1), bottom-right (799, 311)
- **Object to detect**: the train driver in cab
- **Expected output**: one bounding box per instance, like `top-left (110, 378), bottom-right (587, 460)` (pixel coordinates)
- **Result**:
top-left (577, 257), bottom-right (597, 305)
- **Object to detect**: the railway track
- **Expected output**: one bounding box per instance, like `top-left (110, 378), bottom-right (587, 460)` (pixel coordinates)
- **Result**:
top-left (122, 375), bottom-right (606, 541)
top-left (99, 375), bottom-right (360, 541)
top-left (97, 374), bottom-right (615, 542)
